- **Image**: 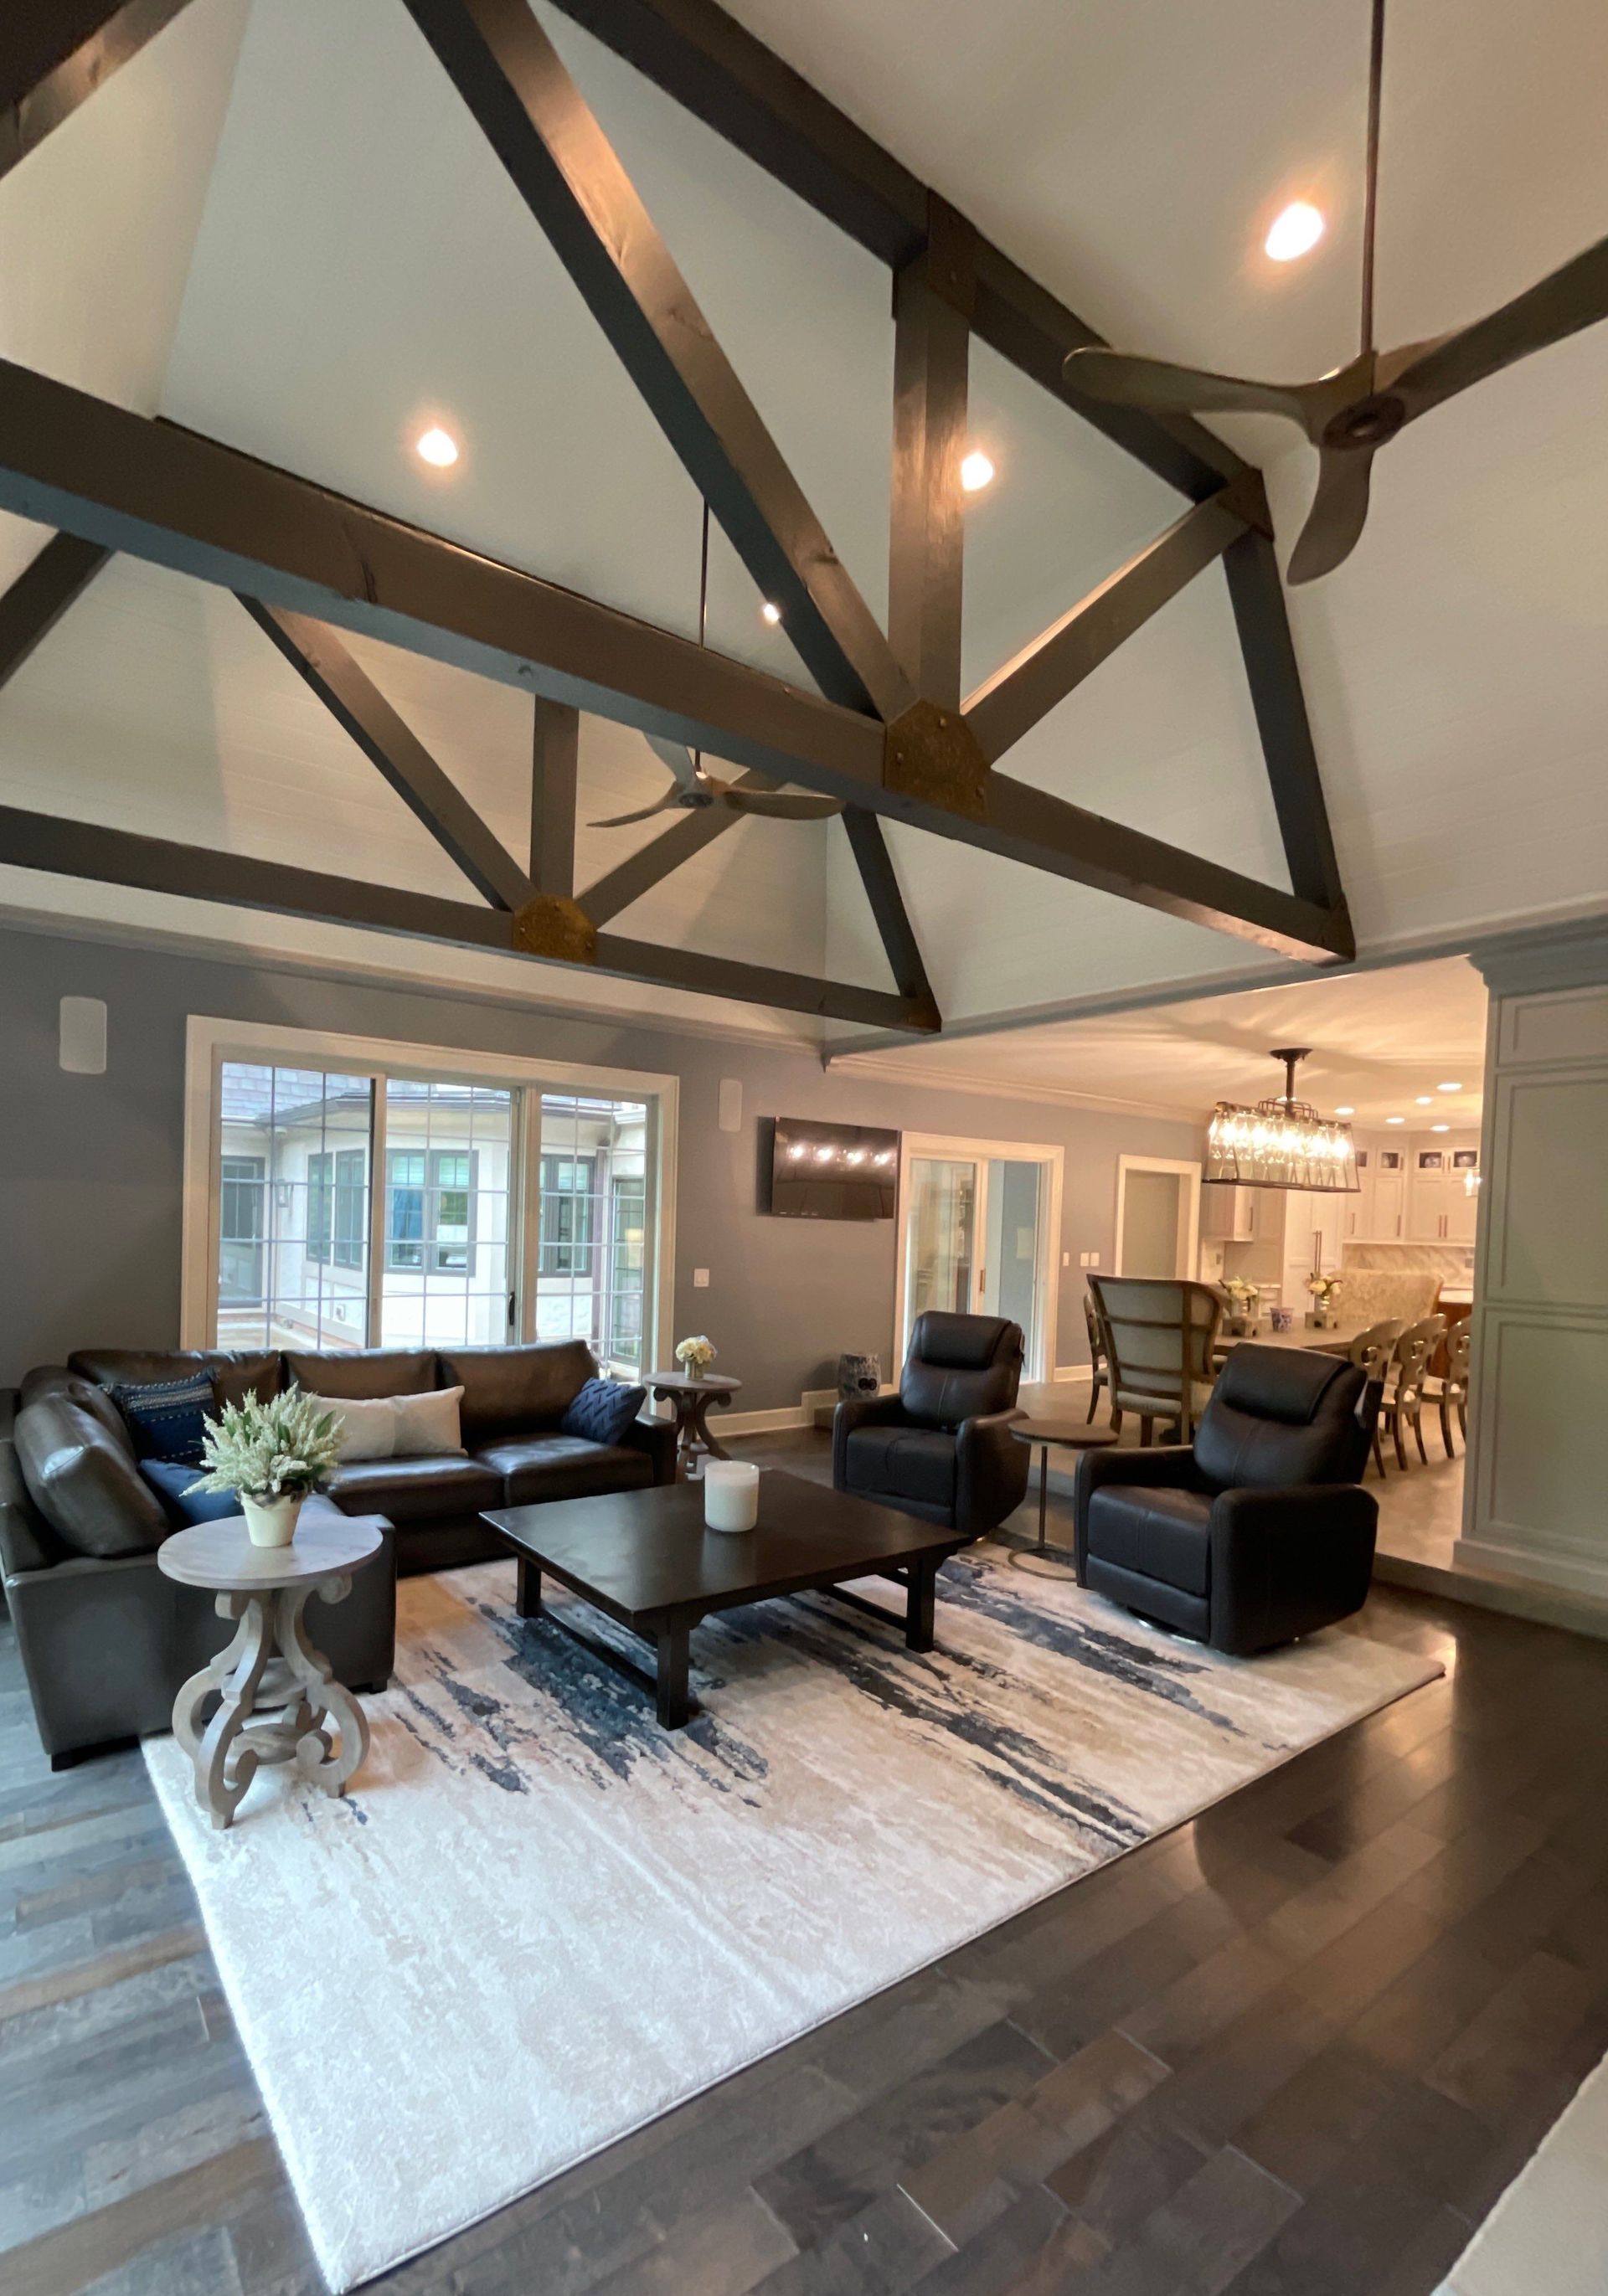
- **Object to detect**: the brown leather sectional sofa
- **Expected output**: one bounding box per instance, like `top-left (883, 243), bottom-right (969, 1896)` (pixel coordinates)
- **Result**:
top-left (1, 1341), bottom-right (675, 1767)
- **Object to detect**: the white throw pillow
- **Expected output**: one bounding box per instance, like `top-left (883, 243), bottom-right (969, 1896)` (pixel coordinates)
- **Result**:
top-left (308, 1393), bottom-right (396, 1465)
top-left (390, 1385), bottom-right (464, 1459)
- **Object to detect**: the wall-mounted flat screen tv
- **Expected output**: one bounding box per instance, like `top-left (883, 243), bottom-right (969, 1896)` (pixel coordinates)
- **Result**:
top-left (770, 1120), bottom-right (899, 1220)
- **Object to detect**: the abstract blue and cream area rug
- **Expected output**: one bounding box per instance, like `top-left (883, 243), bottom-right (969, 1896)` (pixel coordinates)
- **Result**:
top-left (146, 1545), bottom-right (1439, 2290)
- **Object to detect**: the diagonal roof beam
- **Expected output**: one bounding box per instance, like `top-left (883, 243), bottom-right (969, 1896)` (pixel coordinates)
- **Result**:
top-left (0, 359), bottom-right (1351, 962)
top-left (0, 803), bottom-right (938, 1033)
top-left (1, 0), bottom-right (197, 183)
top-left (842, 809), bottom-right (935, 1019)
top-left (962, 486), bottom-right (1260, 766)
top-left (399, 0), bottom-right (914, 723)
top-left (544, 0), bottom-right (1249, 500)
top-left (240, 600), bottom-right (534, 911)
top-left (582, 773), bottom-right (770, 925)
top-left (0, 532), bottom-right (111, 691)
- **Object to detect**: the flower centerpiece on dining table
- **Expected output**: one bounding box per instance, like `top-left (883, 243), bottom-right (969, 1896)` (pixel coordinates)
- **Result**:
top-left (673, 1334), bottom-right (717, 1379)
top-left (1306, 1272), bottom-right (1345, 1330)
top-left (188, 1391), bottom-right (342, 1548)
top-left (1220, 1277), bottom-right (1261, 1337)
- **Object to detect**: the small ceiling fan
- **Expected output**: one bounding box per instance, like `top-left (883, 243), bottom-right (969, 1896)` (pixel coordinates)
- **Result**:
top-left (1063, 0), bottom-right (1608, 581)
top-left (590, 501), bottom-right (843, 827)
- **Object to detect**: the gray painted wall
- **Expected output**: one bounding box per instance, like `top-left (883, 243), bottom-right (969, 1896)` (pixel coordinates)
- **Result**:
top-left (0, 925), bottom-right (1203, 1404)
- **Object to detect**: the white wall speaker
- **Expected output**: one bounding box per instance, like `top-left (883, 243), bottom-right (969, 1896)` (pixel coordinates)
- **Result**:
top-left (59, 996), bottom-right (107, 1075)
top-left (718, 1078), bottom-right (742, 1134)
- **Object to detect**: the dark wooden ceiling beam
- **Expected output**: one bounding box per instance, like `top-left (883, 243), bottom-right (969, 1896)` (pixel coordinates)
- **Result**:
top-left (582, 776), bottom-right (768, 924)
top-left (240, 600), bottom-right (533, 911)
top-left (962, 487), bottom-right (1258, 765)
top-left (842, 810), bottom-right (936, 1020)
top-left (889, 199), bottom-right (972, 710)
top-left (0, 802), bottom-right (938, 1033)
top-left (0, 533), bottom-right (111, 692)
top-left (542, 0), bottom-right (1250, 500)
top-left (1, 0), bottom-right (196, 182)
top-left (399, 0), bottom-right (913, 723)
top-left (530, 696), bottom-right (580, 899)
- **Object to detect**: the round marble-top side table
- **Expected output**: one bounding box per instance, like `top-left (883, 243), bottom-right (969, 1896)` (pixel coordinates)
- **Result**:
top-left (1007, 1422), bottom-right (1119, 1578)
top-left (157, 1514), bottom-right (385, 1830)
top-left (647, 1371), bottom-right (745, 1480)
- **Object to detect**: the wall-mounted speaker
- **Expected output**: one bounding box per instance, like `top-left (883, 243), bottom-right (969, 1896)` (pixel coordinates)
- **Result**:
top-left (718, 1078), bottom-right (742, 1134)
top-left (59, 996), bottom-right (106, 1075)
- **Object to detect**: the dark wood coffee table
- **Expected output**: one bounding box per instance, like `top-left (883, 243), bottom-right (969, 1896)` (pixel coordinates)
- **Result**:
top-left (482, 1472), bottom-right (964, 1729)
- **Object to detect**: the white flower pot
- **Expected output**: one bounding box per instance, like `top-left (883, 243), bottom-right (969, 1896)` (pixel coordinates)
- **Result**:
top-left (240, 1493), bottom-right (304, 1548)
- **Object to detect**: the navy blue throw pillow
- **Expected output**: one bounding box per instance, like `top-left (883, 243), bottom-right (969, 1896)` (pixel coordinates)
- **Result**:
top-left (140, 1459), bottom-right (240, 1527)
top-left (111, 1373), bottom-right (216, 1465)
top-left (560, 1377), bottom-right (647, 1446)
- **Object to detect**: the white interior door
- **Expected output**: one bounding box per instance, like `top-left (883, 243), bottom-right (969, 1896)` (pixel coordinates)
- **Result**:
top-left (1116, 1156), bottom-right (1203, 1279)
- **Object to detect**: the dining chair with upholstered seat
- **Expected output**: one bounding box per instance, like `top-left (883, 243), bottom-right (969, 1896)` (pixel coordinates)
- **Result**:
top-left (1085, 1274), bottom-right (1224, 1447)
top-left (1082, 1290), bottom-right (1111, 1424)
top-left (1348, 1320), bottom-right (1402, 1477)
top-left (1381, 1316), bottom-right (1446, 1470)
top-left (1423, 1321), bottom-right (1471, 1456)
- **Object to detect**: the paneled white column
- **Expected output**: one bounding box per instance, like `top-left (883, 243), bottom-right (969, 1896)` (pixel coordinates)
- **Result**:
top-left (1457, 925), bottom-right (1608, 1595)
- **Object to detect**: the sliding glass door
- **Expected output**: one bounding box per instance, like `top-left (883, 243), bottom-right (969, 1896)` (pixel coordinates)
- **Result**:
top-left (900, 1144), bottom-right (1054, 1380)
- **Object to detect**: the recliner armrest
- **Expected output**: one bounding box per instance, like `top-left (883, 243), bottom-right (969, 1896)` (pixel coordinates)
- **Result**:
top-left (953, 1408), bottom-right (1030, 1540)
top-left (832, 1392), bottom-right (907, 1487)
top-left (1208, 1483), bottom-right (1379, 1655)
top-left (1071, 1444), bottom-right (1198, 1575)
top-left (621, 1414), bottom-right (678, 1485)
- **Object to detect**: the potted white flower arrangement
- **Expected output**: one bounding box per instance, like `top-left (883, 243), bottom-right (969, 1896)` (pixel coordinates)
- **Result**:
top-left (188, 1392), bottom-right (342, 1548)
top-left (1220, 1277), bottom-right (1261, 1336)
top-left (1306, 1273), bottom-right (1344, 1330)
top-left (674, 1334), bottom-right (717, 1378)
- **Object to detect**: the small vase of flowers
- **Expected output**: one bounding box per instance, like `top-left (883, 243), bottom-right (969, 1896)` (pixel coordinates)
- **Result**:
top-left (1306, 1273), bottom-right (1344, 1329)
top-left (1221, 1278), bottom-right (1260, 1337)
top-left (188, 1392), bottom-right (342, 1547)
top-left (674, 1334), bottom-right (717, 1379)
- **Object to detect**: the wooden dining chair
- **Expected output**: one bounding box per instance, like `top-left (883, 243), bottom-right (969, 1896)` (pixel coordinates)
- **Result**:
top-left (1381, 1316), bottom-right (1446, 1470)
top-left (1086, 1274), bottom-right (1224, 1446)
top-left (1425, 1320), bottom-right (1472, 1456)
top-left (1082, 1290), bottom-right (1111, 1424)
top-left (1348, 1320), bottom-right (1403, 1477)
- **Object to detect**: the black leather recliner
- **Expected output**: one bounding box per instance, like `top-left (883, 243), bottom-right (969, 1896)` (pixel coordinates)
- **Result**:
top-left (1072, 1344), bottom-right (1382, 1654)
top-left (832, 1311), bottom-right (1028, 1540)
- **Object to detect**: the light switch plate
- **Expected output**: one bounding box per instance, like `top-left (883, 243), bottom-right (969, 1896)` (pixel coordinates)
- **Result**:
top-left (692, 1267), bottom-right (710, 1288)
top-left (1089, 1251), bottom-right (1100, 1267)
top-left (1062, 1251), bottom-right (1070, 1268)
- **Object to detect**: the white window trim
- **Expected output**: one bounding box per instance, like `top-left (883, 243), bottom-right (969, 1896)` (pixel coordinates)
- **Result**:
top-left (892, 1132), bottom-right (1064, 1385)
top-left (181, 1016), bottom-right (678, 1369)
top-left (1113, 1154), bottom-right (1203, 1279)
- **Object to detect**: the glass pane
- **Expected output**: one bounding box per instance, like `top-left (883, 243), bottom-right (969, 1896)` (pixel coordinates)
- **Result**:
top-left (906, 1157), bottom-right (977, 1326)
top-left (217, 1064), bottom-right (373, 1351)
top-left (536, 1093), bottom-right (649, 1375)
top-left (379, 1079), bottom-right (513, 1350)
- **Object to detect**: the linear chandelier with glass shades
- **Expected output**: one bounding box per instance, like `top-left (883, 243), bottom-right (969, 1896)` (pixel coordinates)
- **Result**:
top-left (1206, 1048), bottom-right (1359, 1194)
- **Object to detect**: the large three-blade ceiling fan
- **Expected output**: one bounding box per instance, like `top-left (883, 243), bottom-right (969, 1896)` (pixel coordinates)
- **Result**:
top-left (590, 502), bottom-right (843, 828)
top-left (1064, 0), bottom-right (1608, 581)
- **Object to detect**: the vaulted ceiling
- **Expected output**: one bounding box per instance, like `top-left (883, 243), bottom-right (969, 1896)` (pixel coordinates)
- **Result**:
top-left (0, 0), bottom-right (1603, 1052)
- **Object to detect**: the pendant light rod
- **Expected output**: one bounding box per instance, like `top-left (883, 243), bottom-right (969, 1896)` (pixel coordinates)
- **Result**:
top-left (1270, 1044), bottom-right (1313, 1107)
top-left (1359, 0), bottom-right (1386, 357)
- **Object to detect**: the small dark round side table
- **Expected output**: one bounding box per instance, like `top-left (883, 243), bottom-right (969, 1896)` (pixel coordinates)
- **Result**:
top-left (647, 1372), bottom-right (744, 1479)
top-left (1007, 1422), bottom-right (1118, 1578)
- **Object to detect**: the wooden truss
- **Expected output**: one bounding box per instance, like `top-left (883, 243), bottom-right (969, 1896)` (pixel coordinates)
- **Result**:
top-left (0, 0), bottom-right (1354, 1037)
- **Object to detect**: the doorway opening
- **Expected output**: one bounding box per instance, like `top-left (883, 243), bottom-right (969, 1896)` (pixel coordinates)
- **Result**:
top-left (895, 1135), bottom-right (1064, 1382)
top-left (1114, 1156), bottom-right (1202, 1279)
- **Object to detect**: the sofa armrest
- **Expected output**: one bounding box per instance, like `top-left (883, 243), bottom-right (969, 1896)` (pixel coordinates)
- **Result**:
top-left (953, 1409), bottom-right (1030, 1540)
top-left (13, 1392), bottom-right (167, 1560)
top-left (1208, 1484), bottom-right (1379, 1655)
top-left (1070, 1444), bottom-right (1197, 1574)
top-left (621, 1413), bottom-right (678, 1485)
top-left (832, 1392), bottom-right (907, 1488)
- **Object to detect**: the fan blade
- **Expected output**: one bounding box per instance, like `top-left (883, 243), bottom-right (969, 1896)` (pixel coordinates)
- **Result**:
top-left (586, 789), bottom-right (683, 829)
top-left (722, 790), bottom-right (843, 820)
top-left (642, 734), bottom-right (704, 791)
top-left (1286, 448), bottom-right (1375, 584)
top-left (1390, 234), bottom-right (1608, 414)
top-left (1064, 347), bottom-right (1325, 433)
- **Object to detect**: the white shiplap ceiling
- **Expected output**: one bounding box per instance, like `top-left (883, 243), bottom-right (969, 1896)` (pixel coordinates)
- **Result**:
top-left (0, 0), bottom-right (1603, 1054)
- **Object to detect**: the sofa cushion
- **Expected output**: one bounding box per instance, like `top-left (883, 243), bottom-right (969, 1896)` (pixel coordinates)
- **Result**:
top-left (324, 1454), bottom-right (502, 1525)
top-left (13, 1393), bottom-right (169, 1557)
top-left (843, 1423), bottom-right (957, 1510)
top-left (559, 1378), bottom-right (647, 1447)
top-left (306, 1392), bottom-right (397, 1463)
top-left (285, 1349), bottom-right (438, 1401)
top-left (390, 1387), bottom-right (463, 1458)
top-left (111, 1373), bottom-right (214, 1465)
top-left (68, 1350), bottom-right (281, 1409)
top-left (474, 1434), bottom-right (653, 1507)
top-left (1085, 1484), bottom-right (1213, 1599)
top-left (439, 1342), bottom-right (596, 1443)
top-left (140, 1459), bottom-right (241, 1527)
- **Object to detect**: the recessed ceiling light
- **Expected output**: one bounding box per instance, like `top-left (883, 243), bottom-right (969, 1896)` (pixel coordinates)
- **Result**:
top-left (415, 425), bottom-right (459, 468)
top-left (959, 449), bottom-right (995, 492)
top-left (1335, 1105), bottom-right (1354, 1116)
top-left (1415, 1095), bottom-right (1433, 1105)
top-left (1437, 1081), bottom-right (1462, 1092)
top-left (760, 601), bottom-right (781, 625)
top-left (1431, 1123), bottom-right (1451, 1133)
top-left (1386, 1115), bottom-right (1405, 1125)
top-left (1265, 202), bottom-right (1325, 263)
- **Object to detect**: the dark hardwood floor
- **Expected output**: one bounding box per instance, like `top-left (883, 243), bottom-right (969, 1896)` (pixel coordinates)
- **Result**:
top-left (3, 1433), bottom-right (1605, 2295)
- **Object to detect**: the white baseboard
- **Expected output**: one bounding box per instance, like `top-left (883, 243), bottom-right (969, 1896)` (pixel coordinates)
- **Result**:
top-left (1051, 1365), bottom-right (1092, 1384)
top-left (721, 1383), bottom-right (898, 1439)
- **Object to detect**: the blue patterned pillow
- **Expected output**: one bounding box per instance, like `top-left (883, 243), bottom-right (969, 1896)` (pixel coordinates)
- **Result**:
top-left (111, 1373), bottom-right (216, 1465)
top-left (559, 1377), bottom-right (647, 1446)
top-left (140, 1459), bottom-right (239, 1526)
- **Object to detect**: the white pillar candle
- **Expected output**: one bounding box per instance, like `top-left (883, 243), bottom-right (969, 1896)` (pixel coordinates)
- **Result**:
top-left (704, 1459), bottom-right (759, 1533)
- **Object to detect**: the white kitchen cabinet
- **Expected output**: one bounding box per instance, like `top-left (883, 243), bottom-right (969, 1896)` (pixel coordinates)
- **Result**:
top-left (1370, 1171), bottom-right (1407, 1239)
top-left (1201, 1185), bottom-right (1255, 1240)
